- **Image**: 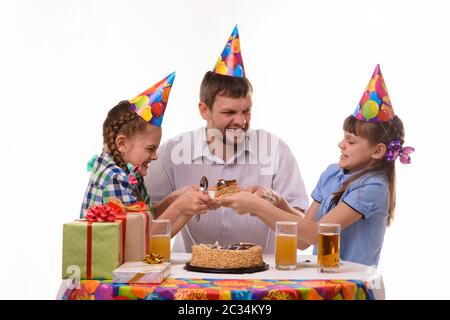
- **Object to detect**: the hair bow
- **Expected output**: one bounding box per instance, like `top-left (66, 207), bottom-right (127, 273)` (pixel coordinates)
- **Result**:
top-left (386, 140), bottom-right (415, 164)
top-left (126, 163), bottom-right (141, 185)
top-left (87, 155), bottom-right (99, 172)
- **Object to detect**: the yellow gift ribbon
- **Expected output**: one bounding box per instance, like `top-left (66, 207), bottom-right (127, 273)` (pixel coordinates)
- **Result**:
top-left (144, 253), bottom-right (165, 264)
top-left (128, 272), bottom-right (146, 284)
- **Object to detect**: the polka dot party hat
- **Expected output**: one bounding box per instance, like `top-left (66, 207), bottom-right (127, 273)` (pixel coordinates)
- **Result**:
top-left (129, 72), bottom-right (175, 127)
top-left (353, 64), bottom-right (395, 122)
top-left (213, 25), bottom-right (246, 77)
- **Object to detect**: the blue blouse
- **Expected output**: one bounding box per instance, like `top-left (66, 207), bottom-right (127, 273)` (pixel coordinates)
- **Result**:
top-left (311, 163), bottom-right (389, 267)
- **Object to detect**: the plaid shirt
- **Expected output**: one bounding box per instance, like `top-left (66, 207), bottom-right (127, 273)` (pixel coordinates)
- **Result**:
top-left (80, 153), bottom-right (152, 218)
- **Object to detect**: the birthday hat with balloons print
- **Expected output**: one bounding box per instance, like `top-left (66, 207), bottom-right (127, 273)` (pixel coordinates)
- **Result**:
top-left (129, 72), bottom-right (176, 127)
top-left (213, 25), bottom-right (246, 77)
top-left (353, 64), bottom-right (395, 122)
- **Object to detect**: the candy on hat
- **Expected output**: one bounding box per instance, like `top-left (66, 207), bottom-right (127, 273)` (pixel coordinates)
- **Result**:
top-left (213, 25), bottom-right (245, 78)
top-left (353, 64), bottom-right (394, 122)
top-left (129, 72), bottom-right (176, 127)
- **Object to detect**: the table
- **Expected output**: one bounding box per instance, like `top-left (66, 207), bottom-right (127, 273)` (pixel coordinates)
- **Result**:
top-left (57, 253), bottom-right (385, 300)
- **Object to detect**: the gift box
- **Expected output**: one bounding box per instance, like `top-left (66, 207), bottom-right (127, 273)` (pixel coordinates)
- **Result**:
top-left (115, 212), bottom-right (149, 262)
top-left (106, 199), bottom-right (151, 262)
top-left (112, 261), bottom-right (171, 284)
top-left (62, 220), bottom-right (122, 280)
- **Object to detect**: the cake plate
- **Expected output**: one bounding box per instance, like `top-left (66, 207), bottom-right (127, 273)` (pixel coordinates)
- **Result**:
top-left (184, 262), bottom-right (269, 274)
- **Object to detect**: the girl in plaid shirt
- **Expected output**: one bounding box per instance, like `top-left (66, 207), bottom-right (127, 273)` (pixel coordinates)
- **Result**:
top-left (81, 74), bottom-right (212, 235)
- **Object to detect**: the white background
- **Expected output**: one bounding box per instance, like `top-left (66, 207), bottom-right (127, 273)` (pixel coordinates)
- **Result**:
top-left (1, 0), bottom-right (449, 299)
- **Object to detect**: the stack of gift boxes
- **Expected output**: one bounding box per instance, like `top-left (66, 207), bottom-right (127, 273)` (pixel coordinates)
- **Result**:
top-left (62, 198), bottom-right (170, 289)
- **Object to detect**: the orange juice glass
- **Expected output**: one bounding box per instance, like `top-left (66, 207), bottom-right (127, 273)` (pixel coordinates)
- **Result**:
top-left (275, 221), bottom-right (297, 270)
top-left (150, 219), bottom-right (171, 262)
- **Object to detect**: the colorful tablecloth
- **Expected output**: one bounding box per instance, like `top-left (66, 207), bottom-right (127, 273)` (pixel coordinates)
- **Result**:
top-left (62, 278), bottom-right (375, 300)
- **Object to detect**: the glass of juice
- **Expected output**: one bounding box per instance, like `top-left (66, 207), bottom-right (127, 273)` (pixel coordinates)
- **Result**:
top-left (150, 219), bottom-right (171, 262)
top-left (317, 223), bottom-right (340, 273)
top-left (275, 221), bottom-right (298, 270)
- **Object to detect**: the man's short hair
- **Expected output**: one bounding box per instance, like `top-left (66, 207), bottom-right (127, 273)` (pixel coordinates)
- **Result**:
top-left (199, 71), bottom-right (253, 109)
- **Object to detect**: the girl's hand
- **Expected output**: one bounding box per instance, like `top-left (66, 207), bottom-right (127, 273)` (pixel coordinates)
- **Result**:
top-left (173, 188), bottom-right (211, 217)
top-left (213, 191), bottom-right (263, 215)
top-left (170, 185), bottom-right (200, 199)
top-left (243, 186), bottom-right (283, 208)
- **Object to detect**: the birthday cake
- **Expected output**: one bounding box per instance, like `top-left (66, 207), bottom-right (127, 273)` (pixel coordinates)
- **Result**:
top-left (215, 179), bottom-right (239, 198)
top-left (189, 242), bottom-right (264, 269)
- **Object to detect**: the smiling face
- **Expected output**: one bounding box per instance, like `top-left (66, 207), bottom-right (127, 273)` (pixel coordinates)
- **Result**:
top-left (117, 125), bottom-right (161, 176)
top-left (199, 94), bottom-right (252, 145)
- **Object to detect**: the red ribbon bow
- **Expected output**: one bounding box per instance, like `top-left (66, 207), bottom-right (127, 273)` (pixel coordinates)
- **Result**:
top-left (85, 204), bottom-right (118, 222)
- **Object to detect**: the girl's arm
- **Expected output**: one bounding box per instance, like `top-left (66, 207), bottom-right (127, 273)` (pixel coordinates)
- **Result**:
top-left (216, 192), bottom-right (362, 250)
top-left (152, 193), bottom-right (178, 218)
top-left (244, 186), bottom-right (306, 218)
top-left (158, 207), bottom-right (192, 237)
top-left (156, 189), bottom-right (211, 237)
top-left (215, 192), bottom-right (317, 249)
top-left (152, 185), bottom-right (200, 218)
top-left (317, 202), bottom-right (363, 228)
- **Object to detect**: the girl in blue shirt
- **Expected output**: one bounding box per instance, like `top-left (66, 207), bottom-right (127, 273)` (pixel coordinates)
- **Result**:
top-left (217, 65), bottom-right (414, 266)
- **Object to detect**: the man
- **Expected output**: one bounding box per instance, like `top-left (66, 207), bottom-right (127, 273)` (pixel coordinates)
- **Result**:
top-left (145, 25), bottom-right (308, 252)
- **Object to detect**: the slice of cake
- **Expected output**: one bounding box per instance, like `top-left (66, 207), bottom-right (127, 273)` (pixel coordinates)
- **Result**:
top-left (190, 242), bottom-right (264, 269)
top-left (215, 179), bottom-right (239, 198)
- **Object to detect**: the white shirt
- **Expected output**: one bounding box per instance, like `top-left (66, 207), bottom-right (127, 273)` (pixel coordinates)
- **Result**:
top-left (144, 127), bottom-right (309, 253)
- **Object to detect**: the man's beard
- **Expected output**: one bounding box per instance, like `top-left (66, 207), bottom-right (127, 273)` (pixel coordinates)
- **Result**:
top-left (223, 127), bottom-right (248, 146)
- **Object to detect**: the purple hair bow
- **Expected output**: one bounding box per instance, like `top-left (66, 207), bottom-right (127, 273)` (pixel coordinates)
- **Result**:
top-left (386, 140), bottom-right (415, 164)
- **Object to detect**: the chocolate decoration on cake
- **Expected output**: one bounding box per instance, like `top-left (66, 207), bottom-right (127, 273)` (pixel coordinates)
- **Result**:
top-left (226, 242), bottom-right (256, 250)
top-left (215, 179), bottom-right (239, 198)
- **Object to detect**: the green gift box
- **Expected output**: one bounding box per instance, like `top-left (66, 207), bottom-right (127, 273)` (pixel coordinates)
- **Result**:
top-left (62, 220), bottom-right (122, 280)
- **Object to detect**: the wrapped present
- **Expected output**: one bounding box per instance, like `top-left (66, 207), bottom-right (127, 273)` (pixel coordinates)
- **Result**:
top-left (117, 212), bottom-right (149, 261)
top-left (108, 199), bottom-right (151, 262)
top-left (62, 220), bottom-right (122, 280)
top-left (85, 198), bottom-right (151, 262)
top-left (112, 261), bottom-right (171, 284)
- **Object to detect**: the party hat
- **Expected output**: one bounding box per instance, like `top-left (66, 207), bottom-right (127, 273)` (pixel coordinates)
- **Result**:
top-left (213, 25), bottom-right (245, 77)
top-left (353, 64), bottom-right (395, 122)
top-left (129, 72), bottom-right (175, 127)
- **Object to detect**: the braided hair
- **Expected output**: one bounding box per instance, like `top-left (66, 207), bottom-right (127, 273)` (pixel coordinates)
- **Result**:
top-left (332, 115), bottom-right (405, 226)
top-left (102, 100), bottom-right (149, 172)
